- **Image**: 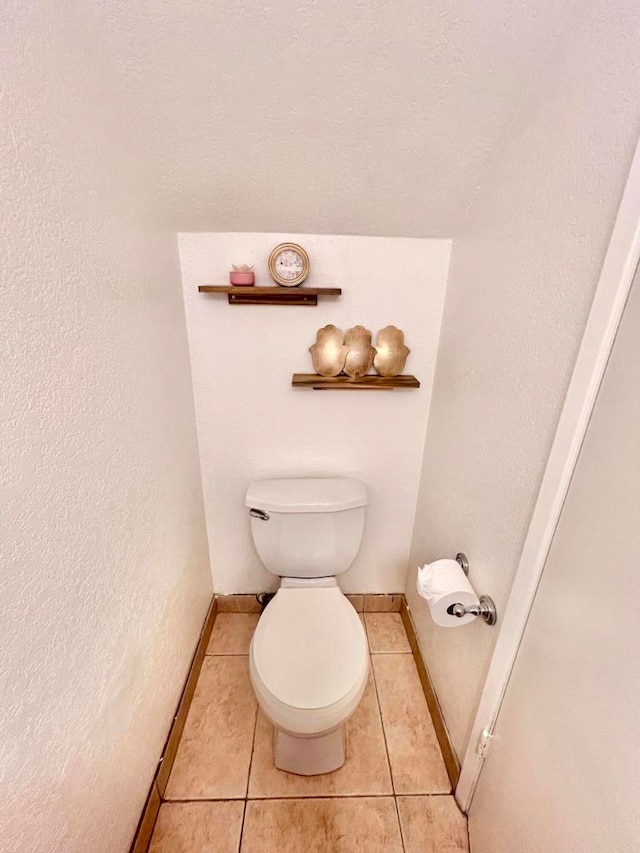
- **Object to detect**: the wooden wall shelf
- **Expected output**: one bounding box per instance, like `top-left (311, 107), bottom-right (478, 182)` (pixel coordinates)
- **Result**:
top-left (292, 374), bottom-right (420, 390)
top-left (198, 286), bottom-right (342, 306)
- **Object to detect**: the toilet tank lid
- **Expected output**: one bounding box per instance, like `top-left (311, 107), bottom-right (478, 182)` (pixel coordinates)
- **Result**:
top-left (245, 478), bottom-right (368, 513)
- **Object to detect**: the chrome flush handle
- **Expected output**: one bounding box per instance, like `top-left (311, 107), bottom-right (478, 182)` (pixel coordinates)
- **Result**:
top-left (249, 508), bottom-right (270, 521)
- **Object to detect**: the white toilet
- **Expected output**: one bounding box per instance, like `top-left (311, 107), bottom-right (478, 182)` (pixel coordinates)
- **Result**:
top-left (245, 477), bottom-right (369, 776)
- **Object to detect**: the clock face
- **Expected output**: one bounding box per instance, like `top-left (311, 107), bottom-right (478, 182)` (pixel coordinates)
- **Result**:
top-left (275, 249), bottom-right (304, 281)
top-left (268, 242), bottom-right (310, 287)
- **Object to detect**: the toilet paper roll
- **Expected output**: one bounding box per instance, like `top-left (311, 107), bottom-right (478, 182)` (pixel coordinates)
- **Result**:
top-left (416, 559), bottom-right (480, 627)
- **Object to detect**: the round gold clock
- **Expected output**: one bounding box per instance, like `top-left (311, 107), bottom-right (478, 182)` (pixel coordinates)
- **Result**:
top-left (268, 243), bottom-right (310, 287)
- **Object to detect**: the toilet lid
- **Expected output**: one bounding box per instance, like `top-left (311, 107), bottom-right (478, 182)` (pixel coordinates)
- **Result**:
top-left (252, 588), bottom-right (368, 710)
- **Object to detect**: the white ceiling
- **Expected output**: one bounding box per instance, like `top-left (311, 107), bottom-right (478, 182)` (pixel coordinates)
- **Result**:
top-left (99, 0), bottom-right (567, 237)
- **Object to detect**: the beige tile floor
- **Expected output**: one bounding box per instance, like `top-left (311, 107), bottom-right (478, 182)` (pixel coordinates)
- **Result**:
top-left (150, 611), bottom-right (469, 852)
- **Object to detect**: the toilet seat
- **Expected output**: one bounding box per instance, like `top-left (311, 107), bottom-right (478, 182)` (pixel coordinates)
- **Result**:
top-left (249, 587), bottom-right (369, 736)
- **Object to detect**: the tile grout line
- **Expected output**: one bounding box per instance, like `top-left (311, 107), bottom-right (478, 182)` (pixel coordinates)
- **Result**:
top-left (367, 650), bottom-right (413, 655)
top-left (394, 794), bottom-right (407, 853)
top-left (245, 682), bottom-right (260, 799)
top-left (363, 614), bottom-right (372, 653)
top-left (162, 792), bottom-right (456, 803)
top-left (205, 652), bottom-right (256, 657)
top-left (238, 800), bottom-right (247, 853)
top-left (161, 797), bottom-right (246, 804)
top-left (239, 689), bottom-right (260, 850)
top-left (369, 653), bottom-right (396, 794)
top-left (369, 650), bottom-right (406, 852)
top-left (368, 652), bottom-right (398, 798)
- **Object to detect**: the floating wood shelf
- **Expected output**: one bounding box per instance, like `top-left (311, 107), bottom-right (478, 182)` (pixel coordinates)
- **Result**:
top-left (198, 286), bottom-right (342, 305)
top-left (292, 374), bottom-right (420, 390)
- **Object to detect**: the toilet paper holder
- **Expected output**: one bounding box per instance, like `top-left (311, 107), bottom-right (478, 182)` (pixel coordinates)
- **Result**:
top-left (450, 553), bottom-right (498, 626)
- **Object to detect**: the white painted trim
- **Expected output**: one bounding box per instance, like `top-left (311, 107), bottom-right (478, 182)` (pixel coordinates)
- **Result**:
top-left (455, 135), bottom-right (640, 812)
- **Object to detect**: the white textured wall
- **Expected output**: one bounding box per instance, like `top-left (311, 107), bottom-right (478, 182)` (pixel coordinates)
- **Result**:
top-left (180, 233), bottom-right (449, 594)
top-left (469, 266), bottom-right (640, 853)
top-left (406, 0), bottom-right (640, 756)
top-left (96, 0), bottom-right (569, 237)
top-left (1, 6), bottom-right (211, 852)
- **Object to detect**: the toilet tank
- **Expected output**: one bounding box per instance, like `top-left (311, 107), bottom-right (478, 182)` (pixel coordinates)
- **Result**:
top-left (245, 478), bottom-right (368, 578)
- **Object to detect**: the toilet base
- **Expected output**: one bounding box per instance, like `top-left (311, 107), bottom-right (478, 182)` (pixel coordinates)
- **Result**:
top-left (274, 726), bottom-right (345, 776)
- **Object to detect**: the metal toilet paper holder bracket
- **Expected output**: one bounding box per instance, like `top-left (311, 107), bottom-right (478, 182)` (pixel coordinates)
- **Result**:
top-left (451, 553), bottom-right (498, 626)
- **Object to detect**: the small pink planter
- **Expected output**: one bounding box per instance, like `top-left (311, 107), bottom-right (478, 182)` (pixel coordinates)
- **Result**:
top-left (229, 271), bottom-right (255, 286)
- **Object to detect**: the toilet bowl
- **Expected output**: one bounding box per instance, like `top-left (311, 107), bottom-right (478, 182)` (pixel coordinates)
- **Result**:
top-left (250, 584), bottom-right (368, 774)
top-left (245, 477), bottom-right (369, 775)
